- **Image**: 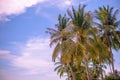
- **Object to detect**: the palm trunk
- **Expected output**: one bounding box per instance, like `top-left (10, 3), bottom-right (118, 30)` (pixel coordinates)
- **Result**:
top-left (100, 63), bottom-right (103, 80)
top-left (68, 63), bottom-right (76, 80)
top-left (101, 70), bottom-right (104, 80)
top-left (108, 36), bottom-right (115, 76)
top-left (106, 35), bottom-right (115, 76)
top-left (110, 47), bottom-right (115, 76)
top-left (84, 58), bottom-right (91, 80)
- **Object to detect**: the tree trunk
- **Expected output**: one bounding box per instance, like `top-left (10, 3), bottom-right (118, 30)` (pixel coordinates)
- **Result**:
top-left (68, 64), bottom-right (76, 80)
top-left (100, 63), bottom-right (103, 80)
top-left (108, 36), bottom-right (115, 77)
top-left (108, 36), bottom-right (115, 76)
top-left (84, 58), bottom-right (91, 80)
top-left (111, 49), bottom-right (115, 77)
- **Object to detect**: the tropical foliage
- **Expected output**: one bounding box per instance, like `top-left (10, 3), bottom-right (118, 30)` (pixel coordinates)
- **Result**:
top-left (47, 5), bottom-right (120, 80)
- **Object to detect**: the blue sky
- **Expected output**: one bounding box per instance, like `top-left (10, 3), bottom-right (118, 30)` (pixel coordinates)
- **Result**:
top-left (0, 0), bottom-right (120, 80)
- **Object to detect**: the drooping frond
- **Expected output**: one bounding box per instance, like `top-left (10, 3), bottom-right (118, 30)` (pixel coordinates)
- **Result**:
top-left (52, 43), bottom-right (61, 62)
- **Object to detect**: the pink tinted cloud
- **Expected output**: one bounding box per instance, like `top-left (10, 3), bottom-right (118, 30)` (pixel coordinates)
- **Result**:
top-left (0, 50), bottom-right (16, 59)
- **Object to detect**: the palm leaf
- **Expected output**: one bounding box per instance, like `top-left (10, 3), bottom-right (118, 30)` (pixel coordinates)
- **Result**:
top-left (52, 43), bottom-right (61, 62)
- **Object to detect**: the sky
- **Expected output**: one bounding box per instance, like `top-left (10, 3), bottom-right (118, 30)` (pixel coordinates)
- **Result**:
top-left (0, 0), bottom-right (120, 80)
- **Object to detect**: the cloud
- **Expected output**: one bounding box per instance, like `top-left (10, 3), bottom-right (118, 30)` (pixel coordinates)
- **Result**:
top-left (80, 0), bottom-right (91, 4)
top-left (0, 50), bottom-right (10, 56)
top-left (11, 37), bottom-right (53, 74)
top-left (0, 0), bottom-right (78, 21)
top-left (0, 50), bottom-right (16, 59)
top-left (0, 0), bottom-right (47, 21)
top-left (0, 15), bottom-right (10, 22)
top-left (38, 0), bottom-right (76, 10)
top-left (0, 37), bottom-right (65, 80)
top-left (9, 36), bottom-right (65, 80)
top-left (0, 69), bottom-right (23, 80)
top-left (49, 0), bottom-right (74, 9)
top-left (0, 0), bottom-right (93, 22)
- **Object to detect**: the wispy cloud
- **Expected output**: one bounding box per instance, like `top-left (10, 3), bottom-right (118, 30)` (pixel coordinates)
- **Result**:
top-left (0, 69), bottom-right (24, 80)
top-left (11, 37), bottom-right (53, 75)
top-left (11, 37), bottom-right (65, 80)
top-left (0, 36), bottom-right (65, 80)
top-left (48, 0), bottom-right (75, 9)
top-left (0, 50), bottom-right (16, 59)
top-left (0, 50), bottom-right (11, 56)
top-left (80, 0), bottom-right (91, 4)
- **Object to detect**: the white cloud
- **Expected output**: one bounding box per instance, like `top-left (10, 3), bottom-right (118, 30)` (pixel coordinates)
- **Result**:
top-left (0, 0), bottom-right (47, 21)
top-left (0, 0), bottom-right (78, 21)
top-left (12, 37), bottom-right (52, 74)
top-left (0, 37), bottom-right (65, 80)
top-left (0, 0), bottom-right (92, 22)
top-left (8, 36), bottom-right (65, 80)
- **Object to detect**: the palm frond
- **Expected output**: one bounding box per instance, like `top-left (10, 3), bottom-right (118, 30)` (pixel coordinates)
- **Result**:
top-left (52, 43), bottom-right (61, 62)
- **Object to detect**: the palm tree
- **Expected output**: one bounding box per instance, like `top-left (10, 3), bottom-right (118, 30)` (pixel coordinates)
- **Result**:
top-left (47, 4), bottom-right (120, 80)
top-left (67, 5), bottom-right (93, 80)
top-left (88, 33), bottom-right (110, 80)
top-left (95, 5), bottom-right (120, 76)
top-left (46, 14), bottom-right (69, 61)
top-left (47, 14), bottom-right (76, 80)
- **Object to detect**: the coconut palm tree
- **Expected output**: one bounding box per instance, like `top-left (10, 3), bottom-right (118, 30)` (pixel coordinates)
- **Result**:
top-left (46, 14), bottom-right (69, 61)
top-left (95, 5), bottom-right (120, 76)
top-left (47, 5), bottom-right (120, 80)
top-left (88, 33), bottom-right (110, 80)
top-left (47, 14), bottom-right (77, 80)
top-left (67, 5), bottom-right (94, 80)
